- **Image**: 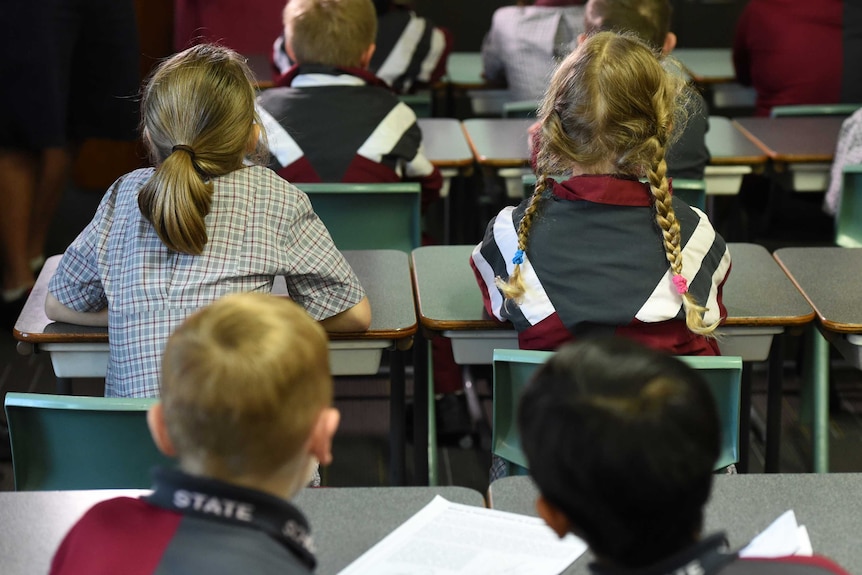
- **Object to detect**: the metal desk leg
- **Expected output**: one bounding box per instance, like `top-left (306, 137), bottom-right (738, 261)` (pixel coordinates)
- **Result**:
top-left (809, 326), bottom-right (830, 473)
top-left (56, 377), bottom-right (72, 395)
top-left (738, 362), bottom-right (752, 473)
top-left (764, 334), bottom-right (784, 472)
top-left (388, 348), bottom-right (406, 486)
top-left (412, 331), bottom-right (430, 485)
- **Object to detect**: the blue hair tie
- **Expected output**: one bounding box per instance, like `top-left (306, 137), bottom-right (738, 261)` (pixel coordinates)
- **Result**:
top-left (512, 249), bottom-right (525, 265)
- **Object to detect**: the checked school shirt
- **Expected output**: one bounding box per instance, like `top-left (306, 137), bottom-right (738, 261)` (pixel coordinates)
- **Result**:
top-left (50, 467), bottom-right (317, 575)
top-left (48, 165), bottom-right (365, 398)
top-left (471, 175), bottom-right (731, 355)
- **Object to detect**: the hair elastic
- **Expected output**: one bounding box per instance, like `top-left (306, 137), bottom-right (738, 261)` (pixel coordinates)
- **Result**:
top-left (171, 144), bottom-right (196, 160)
top-left (512, 249), bottom-right (525, 265)
top-left (672, 274), bottom-right (688, 295)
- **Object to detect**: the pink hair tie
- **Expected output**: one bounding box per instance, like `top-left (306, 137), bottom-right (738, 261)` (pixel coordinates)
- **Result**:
top-left (672, 274), bottom-right (688, 295)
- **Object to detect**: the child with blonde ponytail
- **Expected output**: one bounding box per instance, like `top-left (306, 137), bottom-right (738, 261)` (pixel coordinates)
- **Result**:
top-left (471, 31), bottom-right (730, 355)
top-left (46, 44), bottom-right (371, 397)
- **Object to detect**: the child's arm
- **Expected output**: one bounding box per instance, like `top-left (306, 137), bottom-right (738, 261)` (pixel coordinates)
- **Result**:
top-left (319, 296), bottom-right (371, 332)
top-left (45, 293), bottom-right (109, 327)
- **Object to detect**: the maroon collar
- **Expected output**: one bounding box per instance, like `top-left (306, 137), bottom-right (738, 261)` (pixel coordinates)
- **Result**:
top-left (274, 64), bottom-right (393, 91)
top-left (551, 174), bottom-right (665, 207)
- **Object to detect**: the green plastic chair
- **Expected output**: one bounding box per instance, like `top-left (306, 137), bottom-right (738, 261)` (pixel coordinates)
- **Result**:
top-left (297, 182), bottom-right (421, 252)
top-left (672, 178), bottom-right (707, 211)
top-left (836, 163), bottom-right (862, 247)
top-left (502, 100), bottom-right (538, 119)
top-left (492, 349), bottom-right (742, 477)
top-left (770, 104), bottom-right (862, 118)
top-left (4, 392), bottom-right (172, 491)
top-left (399, 91), bottom-right (433, 118)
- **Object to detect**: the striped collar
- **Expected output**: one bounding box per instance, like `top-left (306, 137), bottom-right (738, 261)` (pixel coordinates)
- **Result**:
top-left (551, 174), bottom-right (665, 207)
top-left (275, 64), bottom-right (392, 91)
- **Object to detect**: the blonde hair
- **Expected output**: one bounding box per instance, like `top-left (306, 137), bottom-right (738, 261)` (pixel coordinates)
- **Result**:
top-left (283, 0), bottom-right (377, 68)
top-left (498, 31), bottom-right (717, 336)
top-left (138, 44), bottom-right (266, 255)
top-left (160, 293), bottom-right (332, 477)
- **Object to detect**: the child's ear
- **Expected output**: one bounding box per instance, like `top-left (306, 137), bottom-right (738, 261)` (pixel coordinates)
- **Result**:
top-left (307, 407), bottom-right (340, 466)
top-left (246, 123), bottom-right (262, 154)
top-left (147, 402), bottom-right (177, 457)
top-left (360, 44), bottom-right (376, 70)
top-left (536, 494), bottom-right (572, 538)
top-left (662, 32), bottom-right (677, 56)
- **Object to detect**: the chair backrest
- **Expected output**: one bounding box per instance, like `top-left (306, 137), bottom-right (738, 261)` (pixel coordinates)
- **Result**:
top-left (492, 349), bottom-right (742, 474)
top-left (399, 92), bottom-right (433, 118)
top-left (672, 178), bottom-right (707, 211)
top-left (836, 164), bottom-right (862, 247)
top-left (770, 104), bottom-right (862, 118)
top-left (297, 182), bottom-right (421, 252)
top-left (4, 392), bottom-right (172, 490)
top-left (503, 100), bottom-right (538, 119)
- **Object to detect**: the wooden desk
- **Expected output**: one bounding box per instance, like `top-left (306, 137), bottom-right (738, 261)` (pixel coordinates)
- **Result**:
top-left (773, 247), bottom-right (862, 473)
top-left (0, 485), bottom-right (486, 575)
top-left (705, 116), bottom-right (768, 196)
top-left (674, 48), bottom-right (735, 85)
top-left (416, 118), bottom-right (474, 170)
top-left (461, 117), bottom-right (769, 197)
top-left (488, 474), bottom-right (862, 574)
top-left (734, 116), bottom-right (844, 192)
top-left (411, 244), bottom-right (813, 479)
top-left (14, 250), bottom-right (417, 485)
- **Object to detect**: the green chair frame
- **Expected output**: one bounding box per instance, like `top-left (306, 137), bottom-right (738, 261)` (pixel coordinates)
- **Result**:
top-left (770, 104), bottom-right (862, 118)
top-left (492, 349), bottom-right (742, 477)
top-left (4, 392), bottom-right (171, 491)
top-left (836, 163), bottom-right (862, 247)
top-left (399, 91), bottom-right (433, 118)
top-left (297, 182), bottom-right (421, 252)
top-left (672, 178), bottom-right (707, 211)
top-left (502, 100), bottom-right (538, 119)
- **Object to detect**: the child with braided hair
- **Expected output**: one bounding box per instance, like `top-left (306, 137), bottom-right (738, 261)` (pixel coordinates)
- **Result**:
top-left (471, 31), bottom-right (731, 355)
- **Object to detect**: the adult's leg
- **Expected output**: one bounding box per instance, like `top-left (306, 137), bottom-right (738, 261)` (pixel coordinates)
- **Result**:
top-left (0, 150), bottom-right (37, 295)
top-left (28, 147), bottom-right (72, 264)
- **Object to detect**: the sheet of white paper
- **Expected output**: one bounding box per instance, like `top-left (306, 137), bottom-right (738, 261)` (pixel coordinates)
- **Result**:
top-left (337, 495), bottom-right (587, 574)
top-left (739, 510), bottom-right (812, 558)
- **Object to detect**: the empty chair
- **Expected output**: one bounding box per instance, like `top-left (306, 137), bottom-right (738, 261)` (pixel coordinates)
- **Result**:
top-left (491, 349), bottom-right (742, 477)
top-left (4, 392), bottom-right (171, 490)
top-left (836, 163), bottom-right (862, 247)
top-left (297, 182), bottom-right (421, 252)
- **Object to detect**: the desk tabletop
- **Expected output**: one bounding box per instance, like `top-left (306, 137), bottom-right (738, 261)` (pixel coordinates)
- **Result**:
top-left (412, 244), bottom-right (813, 333)
top-left (416, 118), bottom-right (474, 169)
top-left (674, 48), bottom-right (735, 84)
top-left (774, 247), bottom-right (862, 333)
top-left (443, 52), bottom-right (485, 88)
top-left (733, 117), bottom-right (844, 163)
top-left (489, 474), bottom-right (862, 574)
top-left (0, 485), bottom-right (485, 575)
top-left (706, 116), bottom-right (768, 166)
top-left (14, 250), bottom-right (416, 346)
top-left (461, 118), bottom-right (534, 168)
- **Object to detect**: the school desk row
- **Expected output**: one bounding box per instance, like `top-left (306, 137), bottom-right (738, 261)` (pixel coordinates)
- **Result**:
top-left (4, 473), bottom-right (862, 575)
top-left (15, 246), bottom-right (862, 480)
top-left (417, 115), bottom-right (844, 198)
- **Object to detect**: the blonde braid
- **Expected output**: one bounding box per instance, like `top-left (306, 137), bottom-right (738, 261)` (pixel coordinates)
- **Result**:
top-left (646, 139), bottom-right (718, 336)
top-left (495, 174), bottom-right (549, 303)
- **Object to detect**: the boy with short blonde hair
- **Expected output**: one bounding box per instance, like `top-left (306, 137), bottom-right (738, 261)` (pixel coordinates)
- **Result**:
top-left (50, 293), bottom-right (339, 575)
top-left (258, 0), bottom-right (442, 209)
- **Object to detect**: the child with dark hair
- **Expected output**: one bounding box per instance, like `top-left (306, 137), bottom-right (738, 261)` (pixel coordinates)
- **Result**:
top-left (519, 338), bottom-right (851, 574)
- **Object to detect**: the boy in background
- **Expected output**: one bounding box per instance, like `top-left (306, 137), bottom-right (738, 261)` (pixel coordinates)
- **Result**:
top-left (258, 0), bottom-right (442, 209)
top-left (582, 0), bottom-right (710, 180)
top-left (50, 293), bottom-right (340, 574)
